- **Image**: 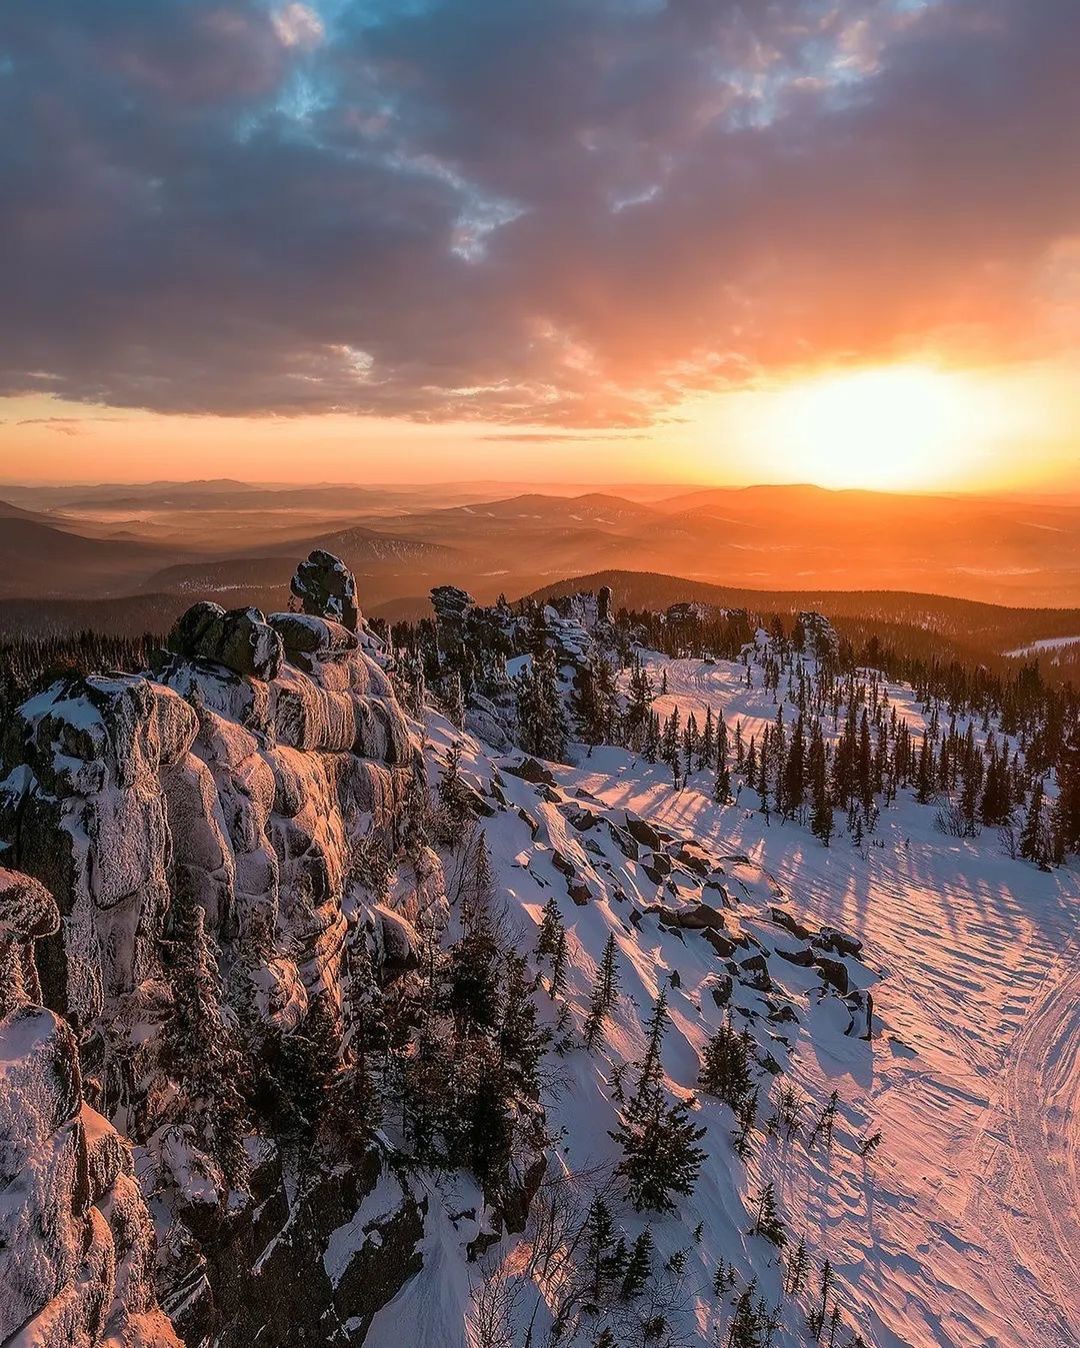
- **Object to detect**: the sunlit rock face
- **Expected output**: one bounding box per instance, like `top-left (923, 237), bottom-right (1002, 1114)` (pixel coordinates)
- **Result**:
top-left (0, 553), bottom-right (444, 1347)
top-left (0, 871), bottom-right (180, 1348)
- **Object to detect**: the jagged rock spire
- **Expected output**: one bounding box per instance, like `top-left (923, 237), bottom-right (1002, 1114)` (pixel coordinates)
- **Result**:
top-left (290, 549), bottom-right (359, 632)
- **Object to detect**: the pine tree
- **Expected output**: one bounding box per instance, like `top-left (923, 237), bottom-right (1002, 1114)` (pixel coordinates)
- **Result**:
top-left (436, 740), bottom-right (473, 845)
top-left (620, 1228), bottom-right (653, 1299)
top-left (625, 658), bottom-right (654, 752)
top-left (585, 1197), bottom-right (624, 1302)
top-left (700, 706), bottom-right (715, 772)
top-left (699, 1017), bottom-right (755, 1111)
top-left (785, 1238), bottom-right (809, 1295)
top-left (610, 1088), bottom-right (707, 1211)
top-left (661, 706), bottom-right (682, 787)
top-left (549, 927), bottom-right (569, 999)
top-left (750, 1181), bottom-right (786, 1247)
top-left (1020, 779), bottom-right (1047, 865)
top-left (583, 934), bottom-right (620, 1049)
top-left (163, 903), bottom-right (251, 1185)
top-left (498, 951), bottom-right (551, 1095)
top-left (516, 649), bottom-right (569, 762)
top-left (727, 1281), bottom-right (762, 1348)
top-left (714, 712), bottom-right (732, 803)
top-left (535, 896), bottom-right (564, 963)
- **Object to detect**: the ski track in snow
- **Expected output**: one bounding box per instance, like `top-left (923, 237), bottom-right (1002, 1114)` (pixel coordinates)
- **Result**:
top-left (593, 655), bottom-right (1080, 1348)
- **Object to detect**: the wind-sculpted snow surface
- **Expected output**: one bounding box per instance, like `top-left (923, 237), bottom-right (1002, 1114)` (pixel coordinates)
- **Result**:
top-left (620, 653), bottom-right (1080, 1348)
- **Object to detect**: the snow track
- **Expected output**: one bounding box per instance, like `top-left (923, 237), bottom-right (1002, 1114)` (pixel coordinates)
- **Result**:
top-left (969, 954), bottom-right (1080, 1348)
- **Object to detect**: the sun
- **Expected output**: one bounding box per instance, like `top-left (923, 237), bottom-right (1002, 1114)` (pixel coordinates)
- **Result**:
top-left (761, 364), bottom-right (980, 491)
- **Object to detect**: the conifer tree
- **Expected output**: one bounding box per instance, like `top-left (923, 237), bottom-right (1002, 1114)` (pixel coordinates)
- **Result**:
top-left (549, 927), bottom-right (569, 999)
top-left (1020, 779), bottom-right (1047, 865)
top-left (516, 648), bottom-right (569, 762)
top-left (620, 1228), bottom-right (654, 1299)
top-left (583, 933), bottom-right (621, 1049)
top-left (535, 895), bottom-right (564, 963)
top-left (661, 707), bottom-right (682, 787)
top-left (699, 1017), bottom-right (755, 1111)
top-left (786, 1238), bottom-right (810, 1295)
top-left (750, 1181), bottom-right (786, 1247)
top-left (714, 714), bottom-right (732, 803)
top-left (610, 1054), bottom-right (707, 1210)
top-left (498, 951), bottom-right (551, 1095)
top-left (585, 1197), bottom-right (625, 1302)
top-left (436, 740), bottom-right (473, 846)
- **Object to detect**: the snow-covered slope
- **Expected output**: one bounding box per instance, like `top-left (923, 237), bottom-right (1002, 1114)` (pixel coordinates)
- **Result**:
top-left (1, 558), bottom-right (1077, 1348)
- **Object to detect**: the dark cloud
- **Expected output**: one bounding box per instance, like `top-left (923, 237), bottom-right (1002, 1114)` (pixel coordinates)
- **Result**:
top-left (0, 0), bottom-right (1076, 425)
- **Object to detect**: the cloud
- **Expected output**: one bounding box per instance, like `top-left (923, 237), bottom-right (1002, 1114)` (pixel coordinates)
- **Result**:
top-left (0, 0), bottom-right (1076, 426)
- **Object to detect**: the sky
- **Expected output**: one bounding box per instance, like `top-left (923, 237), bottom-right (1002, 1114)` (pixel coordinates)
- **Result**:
top-left (0, 0), bottom-right (1078, 491)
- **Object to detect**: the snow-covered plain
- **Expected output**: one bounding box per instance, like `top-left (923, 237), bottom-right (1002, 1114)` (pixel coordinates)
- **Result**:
top-left (389, 651), bottom-right (1079, 1348)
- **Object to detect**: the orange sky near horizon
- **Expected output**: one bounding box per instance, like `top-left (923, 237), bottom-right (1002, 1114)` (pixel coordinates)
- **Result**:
top-left (2, 356), bottom-right (1076, 494)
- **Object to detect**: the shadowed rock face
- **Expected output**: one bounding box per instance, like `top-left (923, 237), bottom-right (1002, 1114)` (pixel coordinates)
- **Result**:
top-left (0, 553), bottom-right (445, 1347)
top-left (167, 602), bottom-right (285, 681)
top-left (290, 549), bottom-right (360, 633)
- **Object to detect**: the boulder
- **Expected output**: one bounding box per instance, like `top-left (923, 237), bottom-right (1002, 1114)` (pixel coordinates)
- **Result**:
top-left (290, 550), bottom-right (359, 632)
top-left (815, 955), bottom-right (850, 995)
top-left (505, 757), bottom-right (556, 786)
top-left (774, 944), bottom-right (816, 967)
top-left (597, 585), bottom-right (613, 626)
top-left (624, 816), bottom-right (663, 850)
top-left (771, 907), bottom-right (812, 941)
top-left (0, 867), bottom-right (58, 941)
top-left (168, 602), bottom-right (284, 680)
top-left (815, 926), bottom-right (863, 958)
top-left (269, 612), bottom-right (359, 671)
top-left (429, 584), bottom-right (474, 625)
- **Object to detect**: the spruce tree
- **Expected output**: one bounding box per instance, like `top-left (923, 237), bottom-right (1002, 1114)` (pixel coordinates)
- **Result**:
top-left (535, 895), bottom-right (564, 963)
top-left (699, 1017), bottom-right (755, 1111)
top-left (583, 934), bottom-right (621, 1049)
top-left (620, 1228), bottom-right (653, 1298)
top-left (610, 1080), bottom-right (707, 1212)
top-left (436, 740), bottom-right (474, 846)
top-left (1020, 779), bottom-right (1046, 864)
top-left (750, 1181), bottom-right (786, 1247)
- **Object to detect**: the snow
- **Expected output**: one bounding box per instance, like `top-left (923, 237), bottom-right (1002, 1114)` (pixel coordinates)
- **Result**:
top-left (324, 1170), bottom-right (407, 1289)
top-left (1004, 635), bottom-right (1080, 657)
top-left (423, 640), bottom-right (1079, 1347)
top-left (585, 653), bottom-right (1080, 1348)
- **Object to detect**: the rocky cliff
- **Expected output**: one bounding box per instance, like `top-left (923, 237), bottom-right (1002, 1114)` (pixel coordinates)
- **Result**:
top-left (0, 554), bottom-right (446, 1346)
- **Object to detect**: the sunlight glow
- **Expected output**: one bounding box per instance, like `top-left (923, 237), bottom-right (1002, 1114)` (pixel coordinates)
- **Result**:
top-left (759, 365), bottom-right (984, 490)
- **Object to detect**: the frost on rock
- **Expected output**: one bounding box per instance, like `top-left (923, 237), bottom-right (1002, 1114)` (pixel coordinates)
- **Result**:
top-left (0, 553), bottom-right (443, 1347)
top-left (290, 548), bottom-right (360, 633)
top-left (0, 869), bottom-right (179, 1348)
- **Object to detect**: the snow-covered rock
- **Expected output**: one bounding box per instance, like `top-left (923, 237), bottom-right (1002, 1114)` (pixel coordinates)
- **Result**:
top-left (290, 548), bottom-right (360, 632)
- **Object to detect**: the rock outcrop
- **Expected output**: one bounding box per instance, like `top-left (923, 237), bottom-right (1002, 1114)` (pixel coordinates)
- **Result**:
top-left (0, 872), bottom-right (180, 1348)
top-left (290, 549), bottom-right (360, 632)
top-left (0, 553), bottom-right (444, 1347)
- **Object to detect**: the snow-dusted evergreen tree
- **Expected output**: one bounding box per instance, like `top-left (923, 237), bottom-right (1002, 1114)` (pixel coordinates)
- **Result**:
top-left (516, 648), bottom-right (569, 761)
top-left (620, 1228), bottom-right (654, 1299)
top-left (436, 739), bottom-right (474, 846)
top-left (162, 901), bottom-right (251, 1186)
top-left (583, 932), bottom-right (620, 1049)
top-left (749, 1181), bottom-right (786, 1247)
top-left (610, 990), bottom-right (707, 1211)
top-left (699, 1016), bottom-right (755, 1112)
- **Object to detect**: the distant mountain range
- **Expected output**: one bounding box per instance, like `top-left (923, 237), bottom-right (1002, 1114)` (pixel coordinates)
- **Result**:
top-left (3, 482), bottom-right (1080, 655)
